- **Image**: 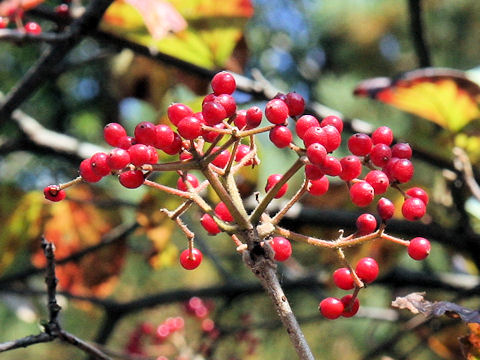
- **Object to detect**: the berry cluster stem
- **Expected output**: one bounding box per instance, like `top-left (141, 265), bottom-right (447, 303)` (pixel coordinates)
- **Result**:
top-left (271, 179), bottom-right (309, 225)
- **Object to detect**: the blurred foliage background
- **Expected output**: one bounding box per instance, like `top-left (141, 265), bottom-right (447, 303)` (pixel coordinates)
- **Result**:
top-left (1, 0), bottom-right (480, 359)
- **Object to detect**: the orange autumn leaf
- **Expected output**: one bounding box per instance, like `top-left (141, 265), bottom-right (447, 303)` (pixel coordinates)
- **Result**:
top-left (0, 0), bottom-right (44, 17)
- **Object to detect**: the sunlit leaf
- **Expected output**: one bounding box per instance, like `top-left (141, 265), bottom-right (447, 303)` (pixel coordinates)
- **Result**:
top-left (460, 324), bottom-right (480, 360)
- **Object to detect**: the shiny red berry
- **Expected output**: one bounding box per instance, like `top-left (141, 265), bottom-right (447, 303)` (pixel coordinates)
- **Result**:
top-left (269, 126), bottom-right (292, 148)
top-left (307, 143), bottom-right (327, 166)
top-left (355, 257), bottom-right (379, 283)
top-left (402, 197), bottom-right (426, 221)
top-left (270, 236), bottom-right (292, 261)
top-left (177, 174), bottom-right (199, 191)
top-left (200, 214), bottom-right (221, 235)
top-left (348, 133), bottom-right (373, 156)
top-left (128, 144), bottom-right (151, 166)
top-left (168, 103), bottom-right (193, 126)
top-left (349, 181), bottom-right (374, 207)
top-left (119, 170), bottom-right (144, 188)
top-left (211, 148), bottom-right (231, 168)
top-left (215, 202), bottom-right (233, 222)
top-left (79, 159), bottom-right (102, 183)
top-left (377, 197), bottom-right (395, 220)
top-left (215, 94), bottom-right (237, 118)
top-left (339, 155), bottom-right (362, 181)
top-left (356, 213), bottom-right (377, 235)
top-left (322, 125), bottom-right (342, 152)
top-left (406, 187), bottom-right (429, 205)
top-left (333, 268), bottom-right (354, 290)
top-left (295, 115), bottom-right (319, 139)
top-left (90, 152), bottom-right (111, 177)
top-left (134, 121), bottom-right (156, 145)
top-left (177, 116), bottom-right (203, 140)
top-left (319, 297), bottom-right (344, 320)
top-left (211, 71), bottom-right (236, 95)
top-left (370, 143), bottom-right (392, 167)
top-left (320, 115), bottom-right (343, 133)
top-left (246, 106), bottom-right (263, 129)
top-left (234, 109), bottom-right (247, 129)
top-left (24, 22), bottom-right (42, 35)
top-left (372, 126), bottom-right (393, 145)
top-left (320, 155), bottom-right (342, 176)
top-left (117, 136), bottom-right (136, 150)
top-left (43, 185), bottom-right (66, 202)
top-left (285, 92), bottom-right (305, 116)
top-left (365, 170), bottom-right (389, 195)
top-left (303, 126), bottom-right (328, 148)
top-left (162, 132), bottom-right (182, 155)
top-left (202, 101), bottom-right (227, 125)
top-left (391, 143), bottom-right (412, 159)
top-left (179, 248), bottom-right (203, 270)
top-left (341, 295), bottom-right (360, 317)
top-left (104, 123), bottom-right (127, 147)
top-left (392, 159), bottom-right (414, 183)
top-left (408, 237), bottom-right (431, 260)
top-left (154, 124), bottom-right (174, 150)
top-left (107, 148), bottom-right (130, 170)
top-left (265, 99), bottom-right (289, 125)
top-left (265, 174), bottom-right (288, 198)
top-left (308, 176), bottom-right (329, 196)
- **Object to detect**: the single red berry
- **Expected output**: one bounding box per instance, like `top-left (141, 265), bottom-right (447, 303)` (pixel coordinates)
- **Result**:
top-left (215, 202), bottom-right (233, 222)
top-left (349, 181), bottom-right (374, 207)
top-left (162, 132), bottom-right (183, 155)
top-left (392, 158), bottom-right (414, 183)
top-left (79, 159), bottom-right (102, 182)
top-left (321, 115), bottom-right (344, 133)
top-left (200, 214), bottom-right (221, 235)
top-left (382, 157), bottom-right (400, 182)
top-left (147, 145), bottom-right (158, 164)
top-left (308, 176), bottom-right (329, 196)
top-left (391, 143), bottom-right (412, 159)
top-left (201, 318), bottom-right (215, 333)
top-left (319, 297), bottom-right (344, 320)
top-left (365, 170), bottom-right (389, 195)
top-left (202, 101), bottom-right (227, 125)
top-left (104, 123), bottom-right (127, 147)
top-left (377, 197), bottom-right (395, 220)
top-left (0, 17), bottom-right (9, 29)
top-left (202, 122), bottom-right (225, 143)
top-left (355, 257), bottom-right (379, 283)
top-left (54, 4), bottom-right (70, 17)
top-left (406, 187), bottom-right (429, 205)
top-left (356, 213), bottom-right (377, 235)
top-left (180, 151), bottom-right (193, 161)
top-left (24, 21), bottom-right (42, 35)
top-left (43, 185), bottom-right (66, 202)
top-left (155, 324), bottom-right (171, 342)
top-left (90, 152), bottom-right (111, 177)
top-left (402, 197), bottom-right (426, 221)
top-left (304, 164), bottom-right (324, 180)
top-left (134, 121), bottom-right (156, 145)
top-left (168, 103), bottom-right (193, 126)
top-left (265, 174), bottom-right (288, 198)
top-left (340, 295), bottom-right (360, 317)
top-left (177, 174), bottom-right (199, 191)
top-left (303, 126), bottom-right (328, 148)
top-left (215, 94), bottom-right (237, 118)
top-left (372, 126), bottom-right (393, 145)
top-left (307, 143), bottom-right (327, 166)
top-left (128, 144), bottom-right (151, 166)
top-left (408, 237), bottom-right (431, 260)
top-left (370, 143), bottom-right (392, 167)
top-left (117, 136), bottom-right (136, 150)
top-left (177, 116), bottom-right (203, 140)
top-left (270, 237), bottom-right (292, 261)
top-left (269, 126), bottom-right (292, 148)
top-left (322, 125), bottom-right (342, 152)
top-left (108, 148), bottom-right (131, 170)
top-left (211, 148), bottom-right (231, 168)
top-left (154, 124), bottom-right (174, 150)
top-left (285, 92), bottom-right (305, 116)
top-left (333, 268), bottom-right (354, 290)
top-left (202, 93), bottom-right (217, 106)
top-left (235, 144), bottom-right (253, 164)
top-left (211, 71), bottom-right (236, 95)
top-left (295, 115), bottom-right (319, 139)
top-left (246, 106), bottom-right (263, 129)
top-left (320, 155), bottom-right (342, 176)
top-left (179, 248), bottom-right (203, 270)
top-left (348, 133), bottom-right (373, 156)
top-left (234, 109), bottom-right (247, 129)
top-left (265, 99), bottom-right (289, 125)
top-left (119, 170), bottom-right (144, 188)
top-left (339, 155), bottom-right (362, 181)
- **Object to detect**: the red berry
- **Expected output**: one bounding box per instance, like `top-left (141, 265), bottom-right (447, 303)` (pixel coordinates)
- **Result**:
top-left (234, 109), bottom-right (247, 129)
top-left (377, 197), bottom-right (395, 220)
top-left (54, 4), bottom-right (70, 17)
top-left (391, 143), bottom-right (412, 159)
top-left (180, 151), bottom-right (193, 161)
top-left (408, 237), bottom-right (431, 260)
top-left (177, 116), bottom-right (203, 140)
top-left (202, 101), bottom-right (227, 125)
top-left (162, 132), bottom-right (182, 155)
top-left (177, 174), bottom-right (199, 191)
top-left (356, 213), bottom-right (377, 235)
top-left (306, 143), bottom-right (327, 166)
top-left (215, 202), bottom-right (233, 222)
top-left (107, 148), bottom-right (130, 170)
top-left (355, 257), bottom-right (379, 283)
top-left (134, 121), bottom-right (156, 145)
top-left (246, 106), bottom-right (263, 129)
top-left (235, 144), bottom-right (253, 164)
top-left (79, 159), bottom-right (102, 182)
top-left (168, 103), bottom-right (193, 126)
top-left (265, 99), bottom-right (289, 125)
top-left (406, 187), bottom-right (429, 205)
top-left (90, 152), bottom-right (111, 177)
top-left (320, 115), bottom-right (343, 133)
top-left (128, 144), bottom-right (151, 166)
top-left (322, 125), bottom-right (341, 152)
top-left (270, 236), bottom-right (292, 261)
top-left (211, 147), bottom-right (231, 168)
top-left (308, 176), bottom-right (329, 196)
top-left (215, 94), bottom-right (237, 118)
top-left (43, 185), bottom-right (66, 202)
top-left (211, 71), bottom-right (236, 95)
top-left (285, 92), bottom-right (305, 116)
top-left (154, 124), bottom-right (174, 150)
top-left (382, 157), bottom-right (400, 182)
top-left (402, 197), bottom-right (426, 221)
top-left (333, 268), bottom-right (354, 290)
top-left (179, 248), bottom-right (203, 270)
top-left (269, 126), bottom-right (292, 148)
top-left (24, 21), bottom-right (41, 35)
top-left (348, 133), bottom-right (373, 156)
top-left (319, 297), bottom-right (344, 320)
top-left (372, 126), bottom-right (393, 145)
top-left (117, 136), bottom-right (136, 150)
top-left (200, 214), bottom-right (221, 235)
top-left (104, 123), bottom-right (127, 147)
top-left (202, 122), bottom-right (225, 143)
top-left (295, 115), bottom-right (319, 139)
top-left (349, 181), bottom-right (374, 207)
top-left (303, 126), bottom-right (328, 148)
top-left (119, 170), bottom-right (144, 188)
top-left (365, 170), bottom-right (389, 195)
top-left (304, 164), bottom-right (324, 180)
top-left (370, 143), bottom-right (392, 167)
top-left (392, 159), bottom-right (414, 183)
top-left (265, 174), bottom-right (288, 198)
top-left (339, 155), bottom-right (362, 181)
top-left (320, 155), bottom-right (342, 176)
top-left (341, 295), bottom-right (360, 317)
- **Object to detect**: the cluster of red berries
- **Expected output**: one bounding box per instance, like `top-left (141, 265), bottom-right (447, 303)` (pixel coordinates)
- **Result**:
top-left (0, 3), bottom-right (70, 33)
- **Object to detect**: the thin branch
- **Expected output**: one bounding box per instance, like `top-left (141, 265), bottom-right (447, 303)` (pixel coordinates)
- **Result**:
top-left (408, 0), bottom-right (432, 67)
top-left (0, 29), bottom-right (70, 43)
top-left (453, 147), bottom-right (480, 202)
top-left (0, 333), bottom-right (53, 352)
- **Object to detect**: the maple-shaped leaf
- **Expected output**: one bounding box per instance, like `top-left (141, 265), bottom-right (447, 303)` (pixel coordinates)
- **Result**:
top-left (103, 0), bottom-right (186, 39)
top-left (354, 68), bottom-right (480, 132)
